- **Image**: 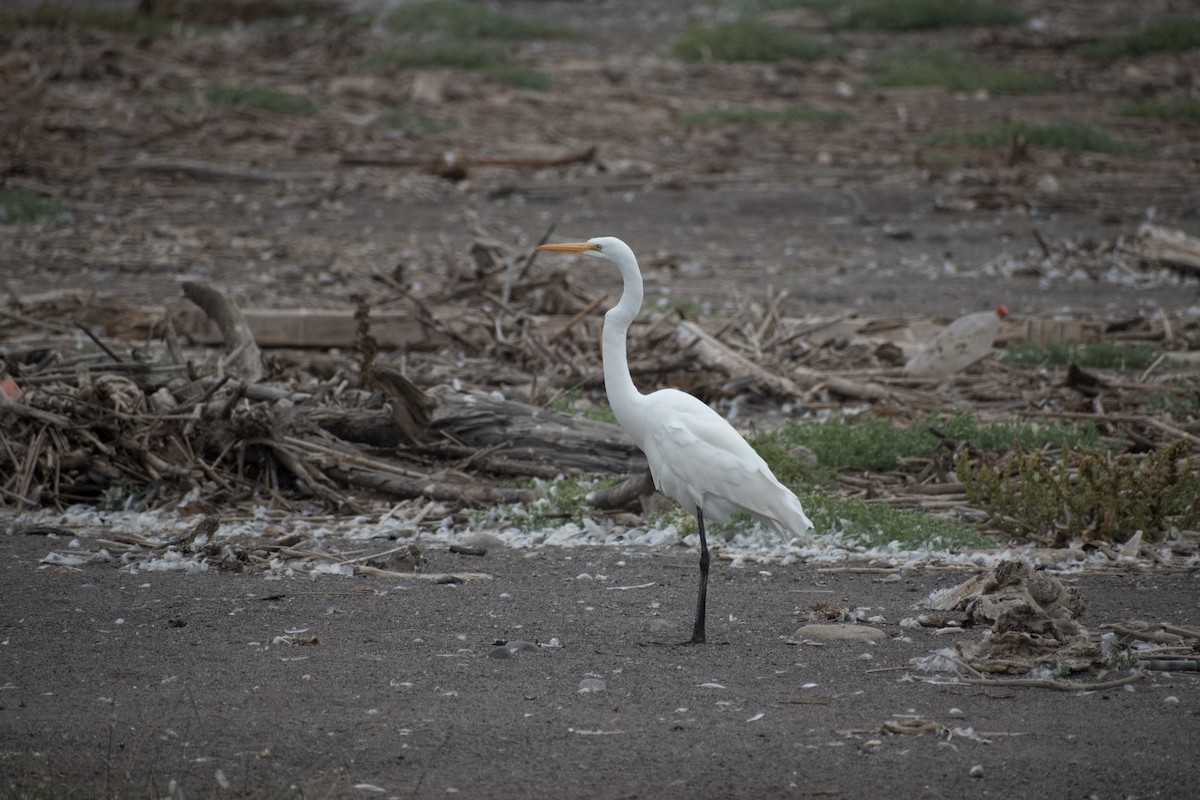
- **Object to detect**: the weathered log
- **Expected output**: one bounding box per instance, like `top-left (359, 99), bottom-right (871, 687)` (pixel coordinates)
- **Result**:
top-left (426, 386), bottom-right (648, 476)
top-left (181, 282), bottom-right (263, 383)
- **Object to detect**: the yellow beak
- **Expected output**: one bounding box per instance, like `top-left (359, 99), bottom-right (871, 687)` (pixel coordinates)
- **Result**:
top-left (536, 241), bottom-right (600, 253)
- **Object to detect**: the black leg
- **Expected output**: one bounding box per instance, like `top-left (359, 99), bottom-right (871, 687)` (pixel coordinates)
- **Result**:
top-left (689, 507), bottom-right (709, 645)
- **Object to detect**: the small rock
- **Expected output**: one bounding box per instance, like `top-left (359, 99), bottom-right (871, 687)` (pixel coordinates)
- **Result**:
top-left (577, 678), bottom-right (606, 694)
top-left (792, 623), bottom-right (886, 643)
top-left (969, 764), bottom-right (984, 778)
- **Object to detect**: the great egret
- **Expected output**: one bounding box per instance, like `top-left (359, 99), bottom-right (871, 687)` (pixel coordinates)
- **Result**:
top-left (537, 237), bottom-right (813, 644)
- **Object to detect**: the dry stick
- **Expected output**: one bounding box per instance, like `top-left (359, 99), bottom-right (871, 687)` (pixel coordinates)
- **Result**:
top-left (0, 391), bottom-right (71, 428)
top-left (75, 323), bottom-right (124, 364)
top-left (280, 435), bottom-right (430, 480)
top-left (547, 294), bottom-right (608, 345)
top-left (957, 669), bottom-right (1146, 691)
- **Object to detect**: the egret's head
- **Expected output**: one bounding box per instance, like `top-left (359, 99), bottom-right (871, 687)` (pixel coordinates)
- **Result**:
top-left (537, 236), bottom-right (632, 263)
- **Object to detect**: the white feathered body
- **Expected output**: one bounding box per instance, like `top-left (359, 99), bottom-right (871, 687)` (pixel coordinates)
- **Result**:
top-left (618, 387), bottom-right (814, 539)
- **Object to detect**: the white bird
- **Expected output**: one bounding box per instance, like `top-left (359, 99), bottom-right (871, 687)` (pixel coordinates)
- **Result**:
top-left (537, 236), bottom-right (813, 644)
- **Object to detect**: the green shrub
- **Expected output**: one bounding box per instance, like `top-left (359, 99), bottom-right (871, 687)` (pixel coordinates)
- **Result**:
top-left (926, 120), bottom-right (1144, 155)
top-left (0, 187), bottom-right (71, 225)
top-left (386, 1), bottom-right (577, 39)
top-left (204, 82), bottom-right (317, 115)
top-left (835, 0), bottom-right (1022, 31)
top-left (868, 49), bottom-right (1054, 93)
top-left (673, 17), bottom-right (839, 62)
top-left (1079, 18), bottom-right (1200, 59)
top-left (957, 440), bottom-right (1199, 543)
top-left (1119, 97), bottom-right (1200, 123)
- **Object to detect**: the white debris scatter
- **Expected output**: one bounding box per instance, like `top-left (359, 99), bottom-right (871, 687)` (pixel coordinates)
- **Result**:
top-left (577, 677), bottom-right (607, 693)
top-left (352, 784), bottom-right (385, 793)
top-left (697, 682), bottom-right (727, 690)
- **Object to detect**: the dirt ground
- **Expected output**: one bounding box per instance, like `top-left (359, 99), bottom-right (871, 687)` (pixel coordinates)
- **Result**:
top-left (3, 533), bottom-right (1199, 799)
top-left (3, 1), bottom-right (1200, 798)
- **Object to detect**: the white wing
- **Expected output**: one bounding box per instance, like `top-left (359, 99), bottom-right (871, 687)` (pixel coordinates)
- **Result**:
top-left (638, 389), bottom-right (813, 539)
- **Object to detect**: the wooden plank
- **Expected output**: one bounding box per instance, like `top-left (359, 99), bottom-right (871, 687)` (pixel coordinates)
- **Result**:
top-left (173, 308), bottom-right (450, 350)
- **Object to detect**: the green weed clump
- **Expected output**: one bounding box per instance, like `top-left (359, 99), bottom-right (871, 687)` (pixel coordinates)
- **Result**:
top-left (1079, 18), bottom-right (1200, 59)
top-left (926, 120), bottom-right (1144, 156)
top-left (475, 475), bottom-right (615, 531)
top-left (0, 187), bottom-right (71, 225)
top-left (1002, 339), bottom-right (1161, 370)
top-left (204, 82), bottom-right (317, 115)
top-left (833, 0), bottom-right (1022, 31)
top-left (868, 49), bottom-right (1054, 93)
top-left (752, 411), bottom-right (1099, 482)
top-left (386, 1), bottom-right (578, 40)
top-left (957, 440), bottom-right (1199, 543)
top-left (546, 390), bottom-right (618, 426)
top-left (1119, 97), bottom-right (1200, 123)
top-left (804, 491), bottom-right (993, 549)
top-left (673, 17), bottom-right (839, 62)
top-left (679, 105), bottom-right (850, 126)
top-left (0, 6), bottom-right (205, 37)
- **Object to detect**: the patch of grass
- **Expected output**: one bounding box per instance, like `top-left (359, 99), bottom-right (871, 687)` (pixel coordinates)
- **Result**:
top-left (484, 64), bottom-right (553, 91)
top-left (1119, 97), bottom-right (1200, 123)
top-left (372, 109), bottom-right (456, 133)
top-left (100, 478), bottom-right (147, 512)
top-left (386, 1), bottom-right (578, 40)
top-left (868, 49), bottom-right (1054, 94)
top-left (364, 41), bottom-right (507, 70)
top-left (673, 17), bottom-right (839, 63)
top-left (926, 120), bottom-right (1144, 156)
top-left (1079, 18), bottom-right (1200, 59)
top-left (679, 105), bottom-right (850, 126)
top-left (753, 411), bottom-right (1100, 484)
top-left (833, 0), bottom-right (1022, 31)
top-left (958, 439), bottom-right (1199, 543)
top-left (0, 6), bottom-right (207, 37)
top-left (805, 491), bottom-right (994, 549)
top-left (1002, 339), bottom-right (1161, 370)
top-left (547, 390), bottom-right (617, 426)
top-left (204, 82), bottom-right (317, 115)
top-left (474, 475), bottom-right (616, 531)
top-left (0, 186), bottom-right (71, 225)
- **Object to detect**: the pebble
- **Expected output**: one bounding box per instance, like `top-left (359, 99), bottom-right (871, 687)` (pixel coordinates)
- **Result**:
top-left (969, 764), bottom-right (984, 778)
top-left (577, 678), bottom-right (606, 694)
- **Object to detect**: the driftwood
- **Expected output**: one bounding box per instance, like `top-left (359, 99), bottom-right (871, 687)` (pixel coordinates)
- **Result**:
top-left (174, 306), bottom-right (450, 350)
top-left (1139, 223), bottom-right (1200, 277)
top-left (181, 281), bottom-right (263, 382)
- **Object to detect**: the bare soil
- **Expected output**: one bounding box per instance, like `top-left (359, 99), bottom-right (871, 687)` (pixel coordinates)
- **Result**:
top-left (3, 1), bottom-right (1200, 798)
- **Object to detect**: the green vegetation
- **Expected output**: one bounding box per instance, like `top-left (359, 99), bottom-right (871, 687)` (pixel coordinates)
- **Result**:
top-left (1120, 97), bottom-right (1200, 123)
top-left (546, 390), bottom-right (618, 425)
top-left (679, 105), bottom-right (850, 126)
top-left (1079, 18), bottom-right (1200, 59)
top-left (958, 439), bottom-right (1199, 543)
top-left (204, 82), bottom-right (317, 115)
top-left (386, 1), bottom-right (578, 40)
top-left (868, 49), bottom-right (1054, 94)
top-left (805, 491), bottom-right (993, 549)
top-left (372, 109), bottom-right (456, 133)
top-left (474, 475), bottom-right (615, 531)
top-left (483, 65), bottom-right (553, 91)
top-left (0, 6), bottom-right (206, 37)
top-left (673, 17), bottom-right (839, 62)
top-left (925, 120), bottom-right (1144, 156)
top-left (0, 187), bottom-right (71, 225)
top-left (100, 478), bottom-right (147, 512)
top-left (1002, 338), bottom-right (1161, 370)
top-left (831, 0), bottom-right (1022, 31)
top-left (752, 411), bottom-right (1100, 485)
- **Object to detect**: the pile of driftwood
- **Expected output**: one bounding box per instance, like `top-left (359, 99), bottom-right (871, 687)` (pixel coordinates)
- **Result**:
top-left (2, 221), bottom-right (1199, 532)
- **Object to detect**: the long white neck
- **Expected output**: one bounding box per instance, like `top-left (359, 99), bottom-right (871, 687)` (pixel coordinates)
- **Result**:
top-left (602, 252), bottom-right (648, 445)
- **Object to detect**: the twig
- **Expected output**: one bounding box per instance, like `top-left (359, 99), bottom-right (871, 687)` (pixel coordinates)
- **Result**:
top-left (957, 668), bottom-right (1145, 691)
